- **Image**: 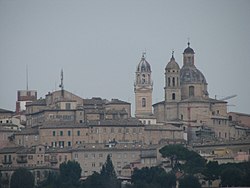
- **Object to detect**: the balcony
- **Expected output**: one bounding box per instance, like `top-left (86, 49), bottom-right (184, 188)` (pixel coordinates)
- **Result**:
top-left (50, 158), bottom-right (58, 164)
top-left (2, 160), bottom-right (12, 165)
top-left (16, 157), bottom-right (27, 163)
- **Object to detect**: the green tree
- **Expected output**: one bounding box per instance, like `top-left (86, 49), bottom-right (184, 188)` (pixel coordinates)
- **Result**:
top-left (159, 144), bottom-right (206, 174)
top-left (202, 161), bottom-right (220, 186)
top-left (100, 154), bottom-right (117, 179)
top-left (179, 175), bottom-right (201, 188)
top-left (38, 171), bottom-right (59, 188)
top-left (220, 167), bottom-right (243, 187)
top-left (83, 172), bottom-right (103, 188)
top-left (59, 160), bottom-right (82, 188)
top-left (131, 166), bottom-right (176, 188)
top-left (10, 168), bottom-right (34, 188)
top-left (100, 154), bottom-right (119, 188)
top-left (0, 171), bottom-right (2, 188)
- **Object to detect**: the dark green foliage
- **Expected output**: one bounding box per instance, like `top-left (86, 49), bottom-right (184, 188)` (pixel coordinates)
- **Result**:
top-left (179, 175), bottom-right (201, 188)
top-left (131, 166), bottom-right (176, 188)
top-left (59, 160), bottom-right (82, 188)
top-left (38, 171), bottom-right (59, 188)
top-left (218, 162), bottom-right (250, 187)
top-left (220, 167), bottom-right (243, 187)
top-left (202, 161), bottom-right (220, 181)
top-left (83, 154), bottom-right (119, 188)
top-left (159, 144), bottom-right (206, 174)
top-left (100, 154), bottom-right (117, 179)
top-left (0, 171), bottom-right (2, 188)
top-left (10, 168), bottom-right (34, 188)
top-left (83, 172), bottom-right (103, 188)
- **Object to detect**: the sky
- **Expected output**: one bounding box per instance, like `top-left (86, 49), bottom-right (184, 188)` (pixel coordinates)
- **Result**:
top-left (0, 0), bottom-right (250, 115)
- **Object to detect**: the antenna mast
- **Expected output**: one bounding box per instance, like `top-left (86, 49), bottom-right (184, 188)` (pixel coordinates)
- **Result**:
top-left (59, 69), bottom-right (64, 97)
top-left (26, 65), bottom-right (29, 90)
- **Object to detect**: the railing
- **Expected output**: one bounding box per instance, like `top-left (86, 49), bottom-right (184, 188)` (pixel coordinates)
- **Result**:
top-left (2, 160), bottom-right (12, 165)
top-left (16, 158), bottom-right (28, 163)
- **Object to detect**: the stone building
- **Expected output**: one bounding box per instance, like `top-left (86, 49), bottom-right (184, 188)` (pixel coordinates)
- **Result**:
top-left (134, 43), bottom-right (248, 141)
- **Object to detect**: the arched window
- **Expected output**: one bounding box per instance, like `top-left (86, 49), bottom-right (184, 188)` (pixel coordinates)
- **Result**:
top-left (168, 77), bottom-right (171, 87)
top-left (142, 98), bottom-right (146, 107)
top-left (142, 74), bottom-right (146, 84)
top-left (172, 77), bottom-right (175, 87)
top-left (189, 86), bottom-right (194, 97)
top-left (228, 115), bottom-right (232, 121)
top-left (172, 93), bottom-right (176, 100)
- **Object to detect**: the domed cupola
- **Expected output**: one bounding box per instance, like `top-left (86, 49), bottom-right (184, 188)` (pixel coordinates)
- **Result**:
top-left (180, 42), bottom-right (209, 99)
top-left (180, 43), bottom-right (207, 84)
top-left (183, 42), bottom-right (195, 54)
top-left (137, 53), bottom-right (151, 72)
top-left (165, 52), bottom-right (180, 71)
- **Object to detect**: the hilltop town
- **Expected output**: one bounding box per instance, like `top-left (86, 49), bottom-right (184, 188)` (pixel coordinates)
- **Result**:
top-left (1, 43), bottom-right (250, 187)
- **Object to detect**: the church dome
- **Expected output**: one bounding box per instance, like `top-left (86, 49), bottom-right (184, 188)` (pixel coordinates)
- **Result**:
top-left (183, 42), bottom-right (195, 54)
top-left (180, 65), bottom-right (207, 84)
top-left (137, 53), bottom-right (151, 72)
top-left (165, 53), bottom-right (180, 70)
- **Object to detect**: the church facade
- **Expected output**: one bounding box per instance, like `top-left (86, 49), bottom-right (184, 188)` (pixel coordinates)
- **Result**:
top-left (134, 43), bottom-right (242, 142)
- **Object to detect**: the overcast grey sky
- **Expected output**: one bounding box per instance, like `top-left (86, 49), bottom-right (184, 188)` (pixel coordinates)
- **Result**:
top-left (0, 0), bottom-right (250, 115)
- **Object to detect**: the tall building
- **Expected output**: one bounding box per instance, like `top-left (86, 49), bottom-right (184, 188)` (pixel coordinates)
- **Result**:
top-left (134, 53), bottom-right (156, 125)
top-left (153, 43), bottom-right (229, 141)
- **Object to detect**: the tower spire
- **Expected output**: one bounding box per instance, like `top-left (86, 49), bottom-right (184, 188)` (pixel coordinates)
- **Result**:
top-left (187, 37), bottom-right (190, 47)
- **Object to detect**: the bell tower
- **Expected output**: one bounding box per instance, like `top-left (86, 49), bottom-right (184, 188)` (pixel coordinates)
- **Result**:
top-left (165, 51), bottom-right (181, 102)
top-left (134, 53), bottom-right (153, 117)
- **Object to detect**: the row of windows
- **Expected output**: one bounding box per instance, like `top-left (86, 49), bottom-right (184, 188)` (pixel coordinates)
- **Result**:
top-left (52, 128), bottom-right (143, 136)
top-left (213, 119), bottom-right (227, 125)
top-left (51, 141), bottom-right (71, 147)
top-left (52, 130), bottom-right (81, 136)
top-left (80, 152), bottom-right (136, 159)
top-left (167, 77), bottom-right (179, 87)
top-left (49, 115), bottom-right (73, 120)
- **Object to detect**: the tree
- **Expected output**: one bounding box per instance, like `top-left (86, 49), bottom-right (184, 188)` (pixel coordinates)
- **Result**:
top-left (179, 175), bottom-right (201, 188)
top-left (220, 167), bottom-right (243, 187)
top-left (100, 154), bottom-right (119, 188)
top-left (100, 154), bottom-right (116, 179)
top-left (10, 168), bottom-right (34, 188)
top-left (59, 160), bottom-right (82, 188)
top-left (131, 166), bottom-right (176, 188)
top-left (159, 144), bottom-right (206, 174)
top-left (83, 172), bottom-right (103, 188)
top-left (202, 161), bottom-right (220, 185)
top-left (38, 171), bottom-right (60, 188)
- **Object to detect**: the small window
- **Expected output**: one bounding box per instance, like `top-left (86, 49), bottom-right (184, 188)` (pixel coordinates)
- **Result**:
top-left (189, 86), bottom-right (194, 97)
top-left (172, 77), bottom-right (175, 87)
top-left (60, 131), bottom-right (63, 136)
top-left (168, 77), bottom-right (171, 86)
top-left (68, 130), bottom-right (71, 136)
top-left (65, 103), bottom-right (71, 110)
top-left (172, 93), bottom-right (176, 100)
top-left (142, 98), bottom-right (146, 107)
